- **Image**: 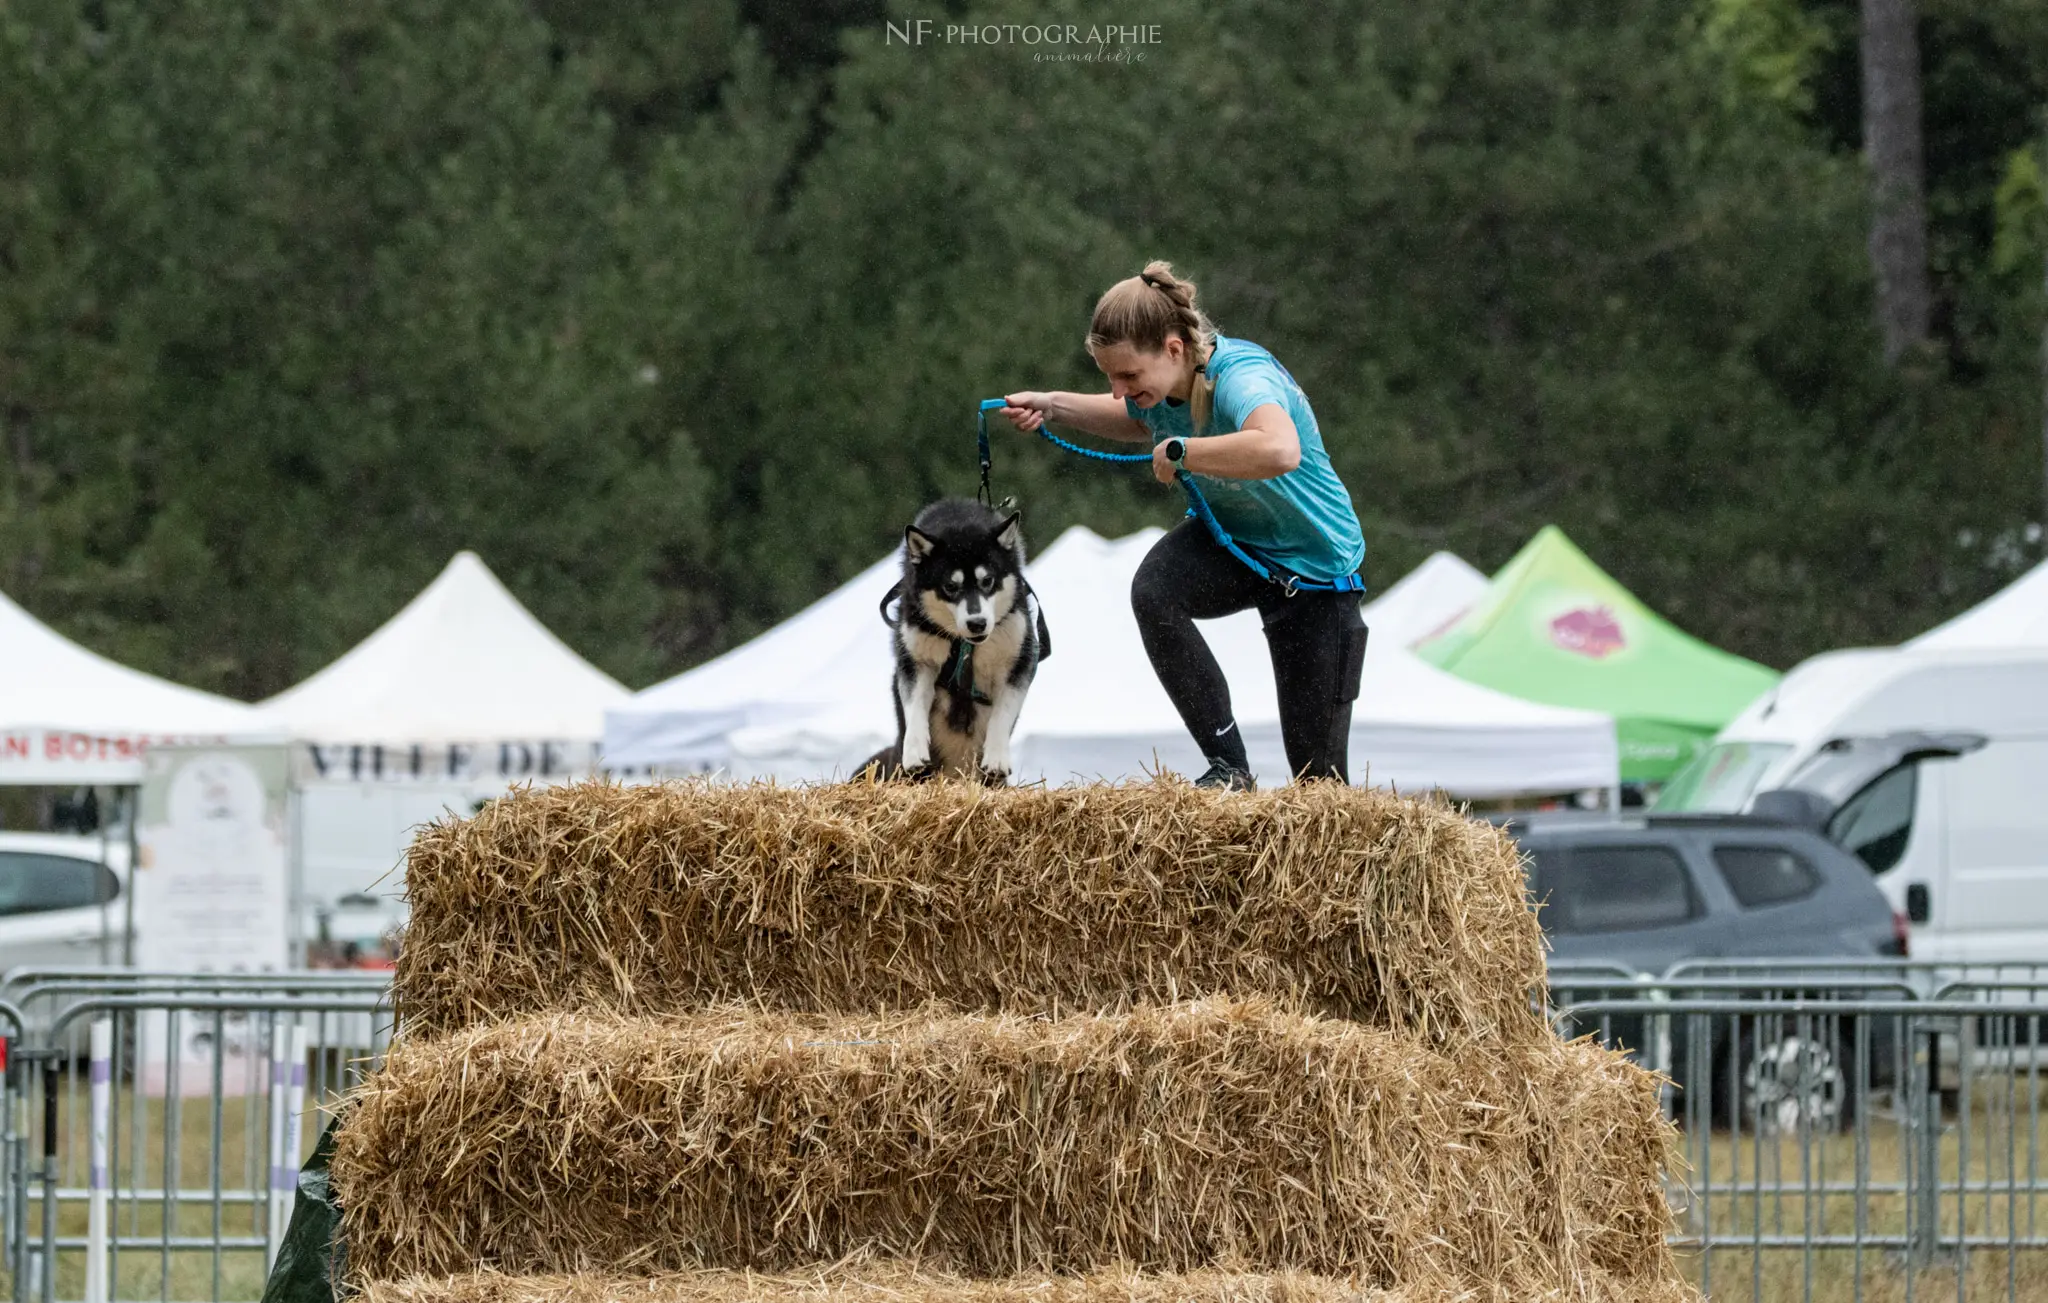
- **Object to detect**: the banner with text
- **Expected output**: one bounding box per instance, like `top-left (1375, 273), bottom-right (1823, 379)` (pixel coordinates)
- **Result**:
top-left (0, 728), bottom-right (244, 785)
top-left (290, 739), bottom-right (604, 784)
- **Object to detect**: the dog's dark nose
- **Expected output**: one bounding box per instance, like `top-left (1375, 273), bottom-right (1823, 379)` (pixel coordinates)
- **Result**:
top-left (965, 617), bottom-right (988, 636)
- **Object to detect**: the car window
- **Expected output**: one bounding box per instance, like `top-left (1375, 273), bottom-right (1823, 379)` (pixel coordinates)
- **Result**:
top-left (1542, 844), bottom-right (1699, 933)
top-left (1826, 763), bottom-right (1916, 874)
top-left (1712, 844), bottom-right (1822, 908)
top-left (0, 853), bottom-right (119, 917)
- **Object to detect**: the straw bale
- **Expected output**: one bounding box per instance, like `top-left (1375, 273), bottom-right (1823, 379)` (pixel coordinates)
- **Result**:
top-left (393, 779), bottom-right (1545, 1047)
top-left (332, 1000), bottom-right (1687, 1299)
top-left (351, 1269), bottom-right (1406, 1303)
top-left (1543, 1037), bottom-right (1684, 1280)
top-left (355, 1265), bottom-right (1702, 1303)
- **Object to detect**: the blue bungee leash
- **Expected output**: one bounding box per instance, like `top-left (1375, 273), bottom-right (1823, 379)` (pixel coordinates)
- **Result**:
top-left (975, 398), bottom-right (1363, 597)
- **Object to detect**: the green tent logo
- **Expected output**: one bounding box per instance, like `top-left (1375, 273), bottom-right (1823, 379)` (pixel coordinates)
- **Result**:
top-left (1548, 604), bottom-right (1627, 659)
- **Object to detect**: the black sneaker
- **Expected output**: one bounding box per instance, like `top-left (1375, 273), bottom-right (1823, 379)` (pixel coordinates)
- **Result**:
top-left (1194, 759), bottom-right (1257, 791)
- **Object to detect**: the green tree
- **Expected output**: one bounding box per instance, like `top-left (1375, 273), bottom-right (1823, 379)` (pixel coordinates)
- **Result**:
top-left (0, 0), bottom-right (785, 694)
top-left (4, 0), bottom-right (2045, 699)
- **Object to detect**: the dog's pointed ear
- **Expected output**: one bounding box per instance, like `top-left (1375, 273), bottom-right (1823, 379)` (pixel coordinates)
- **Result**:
top-left (904, 525), bottom-right (936, 562)
top-left (996, 512), bottom-right (1022, 552)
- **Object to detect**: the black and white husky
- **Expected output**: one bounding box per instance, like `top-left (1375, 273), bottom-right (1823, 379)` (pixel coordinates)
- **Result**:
top-left (866, 498), bottom-right (1047, 784)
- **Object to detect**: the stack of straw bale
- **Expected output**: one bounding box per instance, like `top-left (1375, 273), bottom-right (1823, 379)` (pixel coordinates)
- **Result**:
top-left (330, 779), bottom-right (1696, 1303)
top-left (392, 781), bottom-right (1544, 1046)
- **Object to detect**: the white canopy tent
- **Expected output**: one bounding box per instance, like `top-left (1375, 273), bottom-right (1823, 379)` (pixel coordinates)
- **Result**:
top-left (0, 588), bottom-right (269, 785)
top-left (605, 537), bottom-right (1535, 780)
top-left (1910, 555), bottom-right (2048, 650)
top-left (257, 551), bottom-right (632, 919)
top-left (259, 550), bottom-right (629, 766)
top-left (602, 551), bottom-right (901, 772)
top-left (0, 586), bottom-right (276, 968)
top-left (662, 526), bottom-right (1616, 796)
top-left (1360, 550), bottom-right (1488, 648)
top-left (1700, 554), bottom-right (2048, 744)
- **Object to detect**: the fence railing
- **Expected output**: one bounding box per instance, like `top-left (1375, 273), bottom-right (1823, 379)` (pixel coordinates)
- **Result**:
top-left (3, 961), bottom-right (2047, 1302)
top-left (1547, 959), bottom-right (2048, 1302)
top-left (0, 970), bottom-right (391, 1303)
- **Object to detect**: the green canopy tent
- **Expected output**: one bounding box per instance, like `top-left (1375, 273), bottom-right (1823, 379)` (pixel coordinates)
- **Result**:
top-left (1413, 526), bottom-right (1779, 783)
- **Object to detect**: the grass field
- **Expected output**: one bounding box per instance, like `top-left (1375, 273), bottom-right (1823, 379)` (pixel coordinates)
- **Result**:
top-left (1667, 1076), bottom-right (2048, 1300)
top-left (1678, 1247), bottom-right (2048, 1302)
top-left (1, 1088), bottom-right (338, 1302)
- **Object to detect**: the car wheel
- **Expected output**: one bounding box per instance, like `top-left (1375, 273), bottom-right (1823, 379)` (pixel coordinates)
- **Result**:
top-left (1741, 1032), bottom-right (1848, 1134)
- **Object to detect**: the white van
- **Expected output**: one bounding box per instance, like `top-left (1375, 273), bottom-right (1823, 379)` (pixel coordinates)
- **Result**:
top-left (1654, 647), bottom-right (2048, 962)
top-left (0, 831), bottom-right (130, 973)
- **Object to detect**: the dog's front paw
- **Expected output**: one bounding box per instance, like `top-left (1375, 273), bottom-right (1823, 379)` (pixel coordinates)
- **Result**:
top-left (979, 765), bottom-right (1010, 787)
top-left (981, 734), bottom-right (1012, 774)
top-left (902, 759), bottom-right (941, 782)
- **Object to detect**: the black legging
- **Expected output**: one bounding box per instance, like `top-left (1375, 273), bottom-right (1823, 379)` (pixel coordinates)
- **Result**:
top-left (1130, 519), bottom-right (1369, 783)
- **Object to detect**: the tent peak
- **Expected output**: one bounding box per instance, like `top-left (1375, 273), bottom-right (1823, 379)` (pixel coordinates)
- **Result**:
top-left (1909, 553), bottom-right (2048, 650)
top-left (256, 551), bottom-right (628, 743)
top-left (435, 550), bottom-right (505, 587)
top-left (1412, 524), bottom-right (1777, 779)
top-left (1524, 523), bottom-right (1595, 561)
top-left (0, 583), bottom-right (264, 754)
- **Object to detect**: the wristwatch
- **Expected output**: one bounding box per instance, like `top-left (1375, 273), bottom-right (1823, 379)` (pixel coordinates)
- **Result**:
top-left (1163, 436), bottom-right (1187, 463)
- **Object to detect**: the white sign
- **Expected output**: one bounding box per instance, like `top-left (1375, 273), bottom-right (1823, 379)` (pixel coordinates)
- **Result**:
top-left (136, 745), bottom-right (292, 1095)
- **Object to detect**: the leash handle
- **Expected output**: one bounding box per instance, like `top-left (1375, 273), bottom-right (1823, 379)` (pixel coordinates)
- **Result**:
top-left (975, 399), bottom-right (1001, 506)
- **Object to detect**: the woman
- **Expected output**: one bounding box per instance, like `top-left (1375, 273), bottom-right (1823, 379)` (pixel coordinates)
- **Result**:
top-left (1002, 261), bottom-right (1368, 789)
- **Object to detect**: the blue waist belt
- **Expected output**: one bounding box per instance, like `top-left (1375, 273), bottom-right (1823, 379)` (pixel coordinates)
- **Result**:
top-left (976, 397), bottom-right (1363, 597)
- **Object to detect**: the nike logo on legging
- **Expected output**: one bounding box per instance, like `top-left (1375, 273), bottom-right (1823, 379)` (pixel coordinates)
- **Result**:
top-left (1215, 722), bottom-right (1237, 737)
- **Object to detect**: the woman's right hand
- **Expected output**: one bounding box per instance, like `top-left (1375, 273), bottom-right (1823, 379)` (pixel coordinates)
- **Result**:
top-left (1001, 392), bottom-right (1052, 432)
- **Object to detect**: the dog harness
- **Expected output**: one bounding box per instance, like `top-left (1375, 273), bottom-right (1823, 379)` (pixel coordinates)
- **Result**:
top-left (876, 584), bottom-right (1050, 706)
top-left (944, 638), bottom-right (990, 705)
top-left (975, 398), bottom-right (1365, 597)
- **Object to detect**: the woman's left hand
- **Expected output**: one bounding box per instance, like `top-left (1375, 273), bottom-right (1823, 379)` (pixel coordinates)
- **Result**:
top-left (1151, 440), bottom-right (1180, 485)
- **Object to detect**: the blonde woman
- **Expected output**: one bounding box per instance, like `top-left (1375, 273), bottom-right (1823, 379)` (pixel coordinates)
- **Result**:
top-left (1002, 262), bottom-right (1368, 788)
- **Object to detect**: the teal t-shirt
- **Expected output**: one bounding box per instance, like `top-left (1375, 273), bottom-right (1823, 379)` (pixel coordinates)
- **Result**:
top-left (1126, 334), bottom-right (1366, 583)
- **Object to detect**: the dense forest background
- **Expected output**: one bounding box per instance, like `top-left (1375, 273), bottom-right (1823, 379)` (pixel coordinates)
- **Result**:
top-left (2, 0), bottom-right (2044, 697)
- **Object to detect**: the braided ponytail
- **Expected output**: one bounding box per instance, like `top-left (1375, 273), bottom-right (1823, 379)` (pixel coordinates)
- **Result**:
top-left (1087, 261), bottom-right (1219, 433)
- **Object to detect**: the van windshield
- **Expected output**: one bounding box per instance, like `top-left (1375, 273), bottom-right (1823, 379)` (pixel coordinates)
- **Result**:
top-left (1652, 742), bottom-right (1793, 812)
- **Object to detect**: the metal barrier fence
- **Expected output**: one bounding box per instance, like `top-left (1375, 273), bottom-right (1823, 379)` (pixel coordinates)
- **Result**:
top-left (0, 970), bottom-right (390, 1303)
top-left (3, 962), bottom-right (2047, 1303)
top-left (1549, 959), bottom-right (2048, 1302)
